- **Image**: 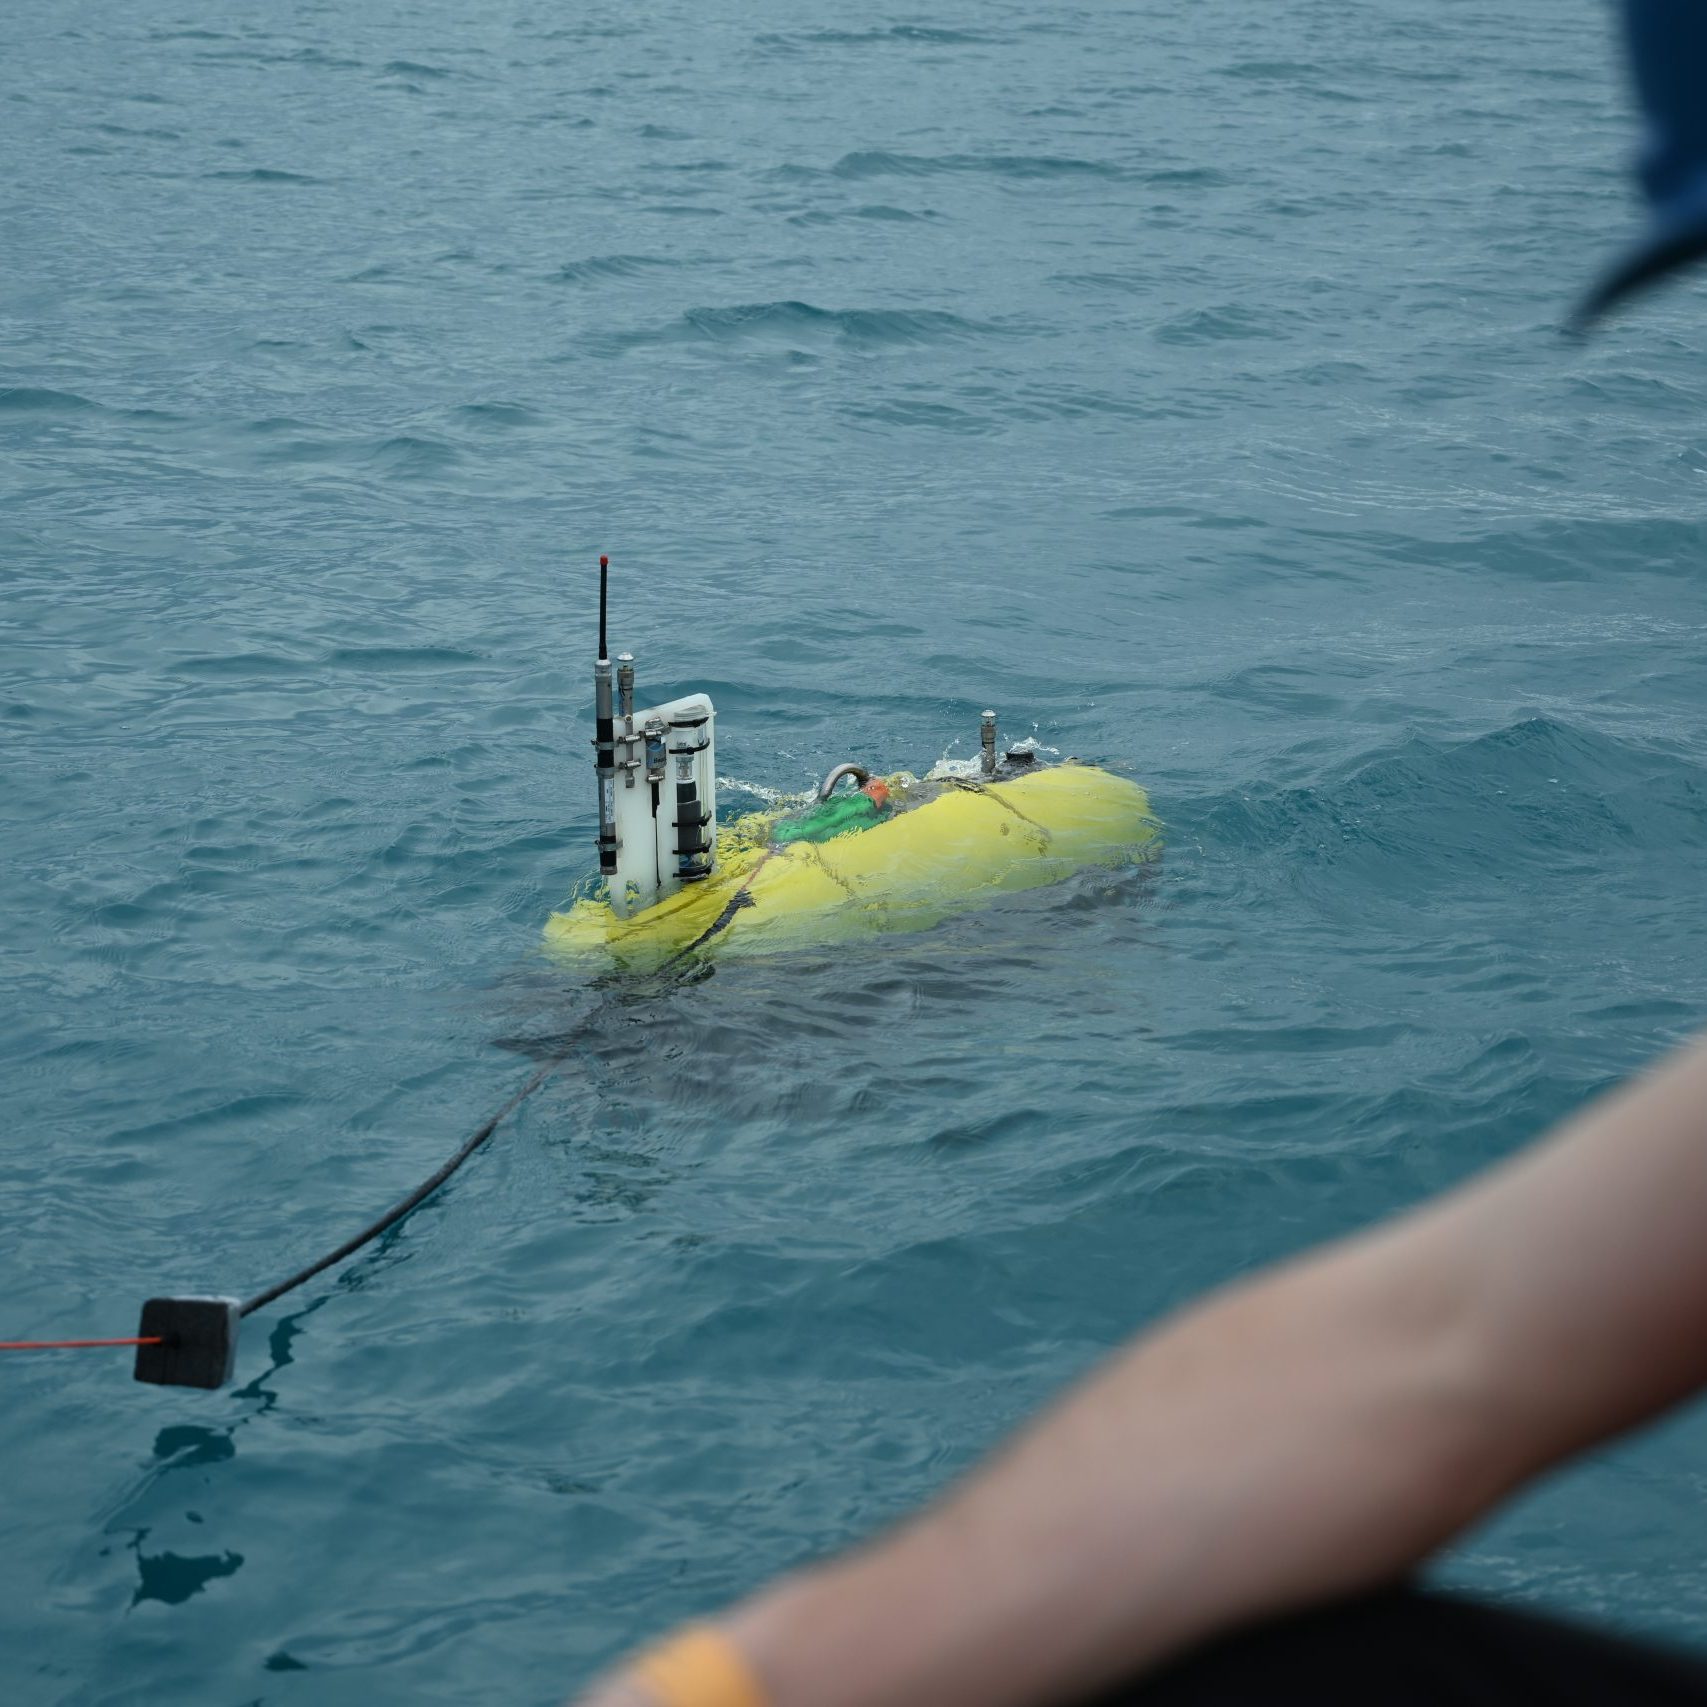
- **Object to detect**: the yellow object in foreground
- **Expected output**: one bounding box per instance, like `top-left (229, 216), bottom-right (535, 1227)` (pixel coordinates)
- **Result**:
top-left (544, 763), bottom-right (1160, 970)
top-left (628, 1626), bottom-right (769, 1707)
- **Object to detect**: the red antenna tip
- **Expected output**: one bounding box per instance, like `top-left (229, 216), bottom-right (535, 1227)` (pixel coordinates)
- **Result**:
top-left (599, 555), bottom-right (609, 569)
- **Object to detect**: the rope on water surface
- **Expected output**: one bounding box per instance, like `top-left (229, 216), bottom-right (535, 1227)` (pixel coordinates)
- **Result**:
top-left (3, 900), bottom-right (735, 1366)
top-left (237, 1055), bottom-right (560, 1317)
top-left (239, 943), bottom-right (725, 1316)
top-left (0, 1041), bottom-right (567, 1358)
top-left (0, 1337), bottom-right (163, 1352)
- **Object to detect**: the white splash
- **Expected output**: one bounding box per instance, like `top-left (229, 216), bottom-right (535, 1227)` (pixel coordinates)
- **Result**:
top-left (717, 775), bottom-right (814, 808)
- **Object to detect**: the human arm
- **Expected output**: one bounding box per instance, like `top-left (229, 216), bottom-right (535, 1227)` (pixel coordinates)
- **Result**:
top-left (579, 1032), bottom-right (1707, 1707)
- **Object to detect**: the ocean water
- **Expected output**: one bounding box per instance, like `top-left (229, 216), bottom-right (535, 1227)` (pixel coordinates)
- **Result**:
top-left (6, 0), bottom-right (1707, 1700)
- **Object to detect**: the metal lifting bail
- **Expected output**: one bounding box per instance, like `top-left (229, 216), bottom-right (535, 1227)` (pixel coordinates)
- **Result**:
top-left (818, 762), bottom-right (872, 801)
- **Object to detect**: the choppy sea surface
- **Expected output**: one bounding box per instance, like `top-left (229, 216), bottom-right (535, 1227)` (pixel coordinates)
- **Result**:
top-left (6, 1), bottom-right (1707, 1701)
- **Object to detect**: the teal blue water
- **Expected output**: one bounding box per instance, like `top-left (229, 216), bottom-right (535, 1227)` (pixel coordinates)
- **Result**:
top-left (7, 1), bottom-right (1707, 1700)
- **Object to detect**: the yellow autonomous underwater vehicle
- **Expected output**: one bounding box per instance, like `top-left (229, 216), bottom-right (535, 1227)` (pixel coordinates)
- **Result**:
top-left (545, 560), bottom-right (1160, 970)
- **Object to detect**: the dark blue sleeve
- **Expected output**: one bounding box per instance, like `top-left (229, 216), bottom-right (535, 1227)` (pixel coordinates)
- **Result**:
top-left (1575, 0), bottom-right (1707, 326)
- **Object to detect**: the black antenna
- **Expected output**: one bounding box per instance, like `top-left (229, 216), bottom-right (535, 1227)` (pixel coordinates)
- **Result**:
top-left (598, 554), bottom-right (609, 661)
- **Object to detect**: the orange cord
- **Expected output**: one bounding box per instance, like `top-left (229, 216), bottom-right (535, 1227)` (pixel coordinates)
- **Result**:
top-left (0, 1336), bottom-right (163, 1351)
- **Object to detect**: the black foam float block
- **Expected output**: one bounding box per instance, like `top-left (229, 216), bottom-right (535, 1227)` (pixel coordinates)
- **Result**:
top-left (133, 1297), bottom-right (240, 1389)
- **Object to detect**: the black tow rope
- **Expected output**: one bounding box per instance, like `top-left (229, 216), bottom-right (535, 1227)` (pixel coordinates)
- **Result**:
top-left (131, 1053), bottom-right (566, 1390)
top-left (14, 870), bottom-right (761, 1389)
top-left (174, 930), bottom-right (741, 1387)
top-left (127, 948), bottom-right (720, 1388)
top-left (670, 849), bottom-right (772, 960)
top-left (10, 991), bottom-right (644, 1388)
top-left (236, 1059), bottom-right (556, 1321)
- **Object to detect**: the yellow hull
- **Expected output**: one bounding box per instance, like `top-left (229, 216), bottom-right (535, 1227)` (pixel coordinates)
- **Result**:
top-left (543, 763), bottom-right (1160, 970)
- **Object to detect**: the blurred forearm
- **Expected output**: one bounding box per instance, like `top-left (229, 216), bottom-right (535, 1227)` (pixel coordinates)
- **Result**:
top-left (722, 1227), bottom-right (1505, 1707)
top-left (587, 1034), bottom-right (1707, 1707)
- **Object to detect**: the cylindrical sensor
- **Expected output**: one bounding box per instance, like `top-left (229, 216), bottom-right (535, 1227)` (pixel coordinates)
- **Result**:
top-left (594, 656), bottom-right (617, 874)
